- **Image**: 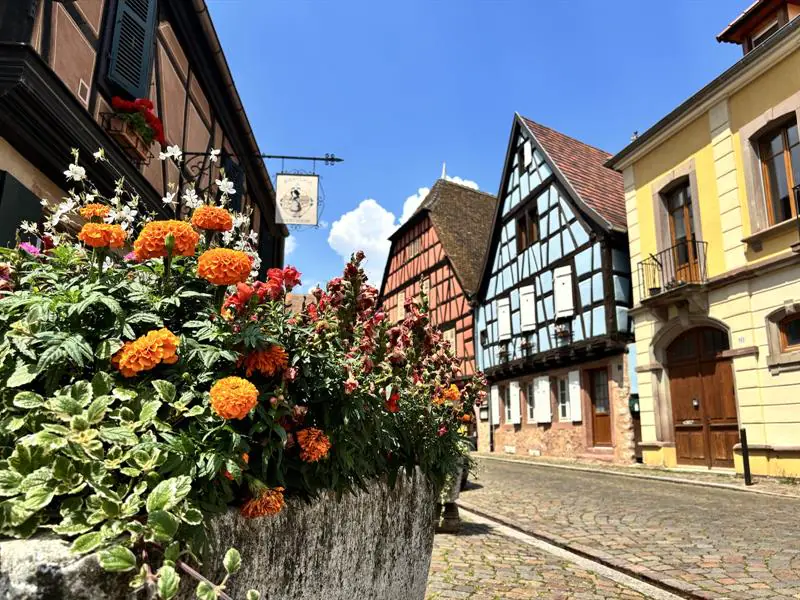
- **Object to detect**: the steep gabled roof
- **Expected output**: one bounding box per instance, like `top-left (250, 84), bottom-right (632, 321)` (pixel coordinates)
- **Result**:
top-left (521, 117), bottom-right (626, 231)
top-left (381, 179), bottom-right (497, 297)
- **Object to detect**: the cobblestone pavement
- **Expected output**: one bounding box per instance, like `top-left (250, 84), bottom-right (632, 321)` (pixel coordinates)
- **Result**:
top-left (459, 458), bottom-right (800, 599)
top-left (426, 514), bottom-right (651, 599)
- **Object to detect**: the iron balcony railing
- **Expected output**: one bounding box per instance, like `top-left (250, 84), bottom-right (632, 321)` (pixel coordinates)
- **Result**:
top-left (638, 240), bottom-right (708, 300)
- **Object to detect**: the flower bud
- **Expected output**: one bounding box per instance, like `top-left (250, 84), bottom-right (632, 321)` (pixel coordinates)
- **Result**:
top-left (270, 396), bottom-right (278, 408)
top-left (164, 232), bottom-right (175, 254)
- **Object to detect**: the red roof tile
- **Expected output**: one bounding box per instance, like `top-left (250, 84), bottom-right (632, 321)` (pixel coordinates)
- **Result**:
top-left (521, 118), bottom-right (626, 231)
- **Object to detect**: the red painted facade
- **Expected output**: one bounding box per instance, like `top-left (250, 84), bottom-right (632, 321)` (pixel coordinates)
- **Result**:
top-left (381, 214), bottom-right (477, 378)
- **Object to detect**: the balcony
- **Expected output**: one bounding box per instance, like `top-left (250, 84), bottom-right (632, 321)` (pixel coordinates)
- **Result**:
top-left (638, 240), bottom-right (708, 301)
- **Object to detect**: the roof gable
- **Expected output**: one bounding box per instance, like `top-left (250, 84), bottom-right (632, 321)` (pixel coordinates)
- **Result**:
top-left (521, 117), bottom-right (626, 231)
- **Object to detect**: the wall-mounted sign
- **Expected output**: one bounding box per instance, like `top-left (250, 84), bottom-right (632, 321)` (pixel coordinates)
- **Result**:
top-left (275, 173), bottom-right (318, 226)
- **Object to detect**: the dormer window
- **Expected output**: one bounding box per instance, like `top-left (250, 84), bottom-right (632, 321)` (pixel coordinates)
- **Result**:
top-left (717, 0), bottom-right (800, 55)
top-left (751, 19), bottom-right (780, 47)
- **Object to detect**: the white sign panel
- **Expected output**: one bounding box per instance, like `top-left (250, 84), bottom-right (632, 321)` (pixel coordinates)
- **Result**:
top-left (275, 173), bottom-right (319, 225)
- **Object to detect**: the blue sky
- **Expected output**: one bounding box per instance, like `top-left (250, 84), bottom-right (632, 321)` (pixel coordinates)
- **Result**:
top-left (207, 0), bottom-right (750, 288)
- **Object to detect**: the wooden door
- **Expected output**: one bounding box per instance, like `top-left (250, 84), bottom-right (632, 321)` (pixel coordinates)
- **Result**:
top-left (590, 369), bottom-right (612, 446)
top-left (667, 328), bottom-right (738, 468)
top-left (666, 183), bottom-right (699, 284)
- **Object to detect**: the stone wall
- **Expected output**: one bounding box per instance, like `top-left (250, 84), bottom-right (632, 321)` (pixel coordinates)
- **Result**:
top-left (0, 469), bottom-right (435, 600)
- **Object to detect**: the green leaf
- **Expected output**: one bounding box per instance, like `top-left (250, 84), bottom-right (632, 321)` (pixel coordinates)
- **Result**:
top-left (148, 510), bottom-right (179, 542)
top-left (246, 591), bottom-right (261, 600)
top-left (96, 339), bottom-right (123, 361)
top-left (152, 381), bottom-right (176, 404)
top-left (91, 372), bottom-right (114, 397)
top-left (99, 427), bottom-right (138, 446)
top-left (139, 400), bottom-right (162, 423)
top-left (50, 395), bottom-right (84, 417)
top-left (13, 391), bottom-right (44, 409)
top-left (23, 485), bottom-right (54, 511)
top-left (223, 548), bottom-right (241, 575)
top-left (184, 405), bottom-right (205, 417)
top-left (70, 531), bottom-right (104, 554)
top-left (163, 540), bottom-right (180, 563)
top-left (98, 545), bottom-right (137, 572)
top-left (181, 507), bottom-right (203, 526)
top-left (0, 470), bottom-right (23, 496)
top-left (70, 380), bottom-right (93, 405)
top-left (157, 564), bottom-right (180, 600)
top-left (195, 581), bottom-right (217, 600)
top-left (7, 361), bottom-right (39, 388)
top-left (146, 476), bottom-right (192, 512)
top-left (87, 396), bottom-right (112, 424)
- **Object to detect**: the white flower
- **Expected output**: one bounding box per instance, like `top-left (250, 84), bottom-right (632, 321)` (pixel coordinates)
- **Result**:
top-left (19, 221), bottom-right (38, 235)
top-left (84, 192), bottom-right (97, 203)
top-left (162, 191), bottom-right (177, 208)
top-left (64, 164), bottom-right (86, 182)
top-left (93, 148), bottom-right (106, 161)
top-left (216, 177), bottom-right (236, 196)
top-left (209, 148), bottom-right (220, 163)
top-left (159, 145), bottom-right (183, 162)
top-left (182, 187), bottom-right (202, 209)
top-left (233, 213), bottom-right (250, 229)
top-left (248, 230), bottom-right (258, 244)
top-left (40, 198), bottom-right (49, 207)
top-left (47, 214), bottom-right (61, 230)
top-left (222, 230), bottom-right (234, 245)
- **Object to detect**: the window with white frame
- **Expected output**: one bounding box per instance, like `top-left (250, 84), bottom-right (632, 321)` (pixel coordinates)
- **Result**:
top-left (526, 381), bottom-right (535, 421)
top-left (556, 376), bottom-right (569, 420)
top-left (504, 386), bottom-right (512, 422)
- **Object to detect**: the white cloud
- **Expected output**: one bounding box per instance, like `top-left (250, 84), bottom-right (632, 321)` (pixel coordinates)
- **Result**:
top-left (444, 174), bottom-right (479, 190)
top-left (399, 187), bottom-right (430, 224)
top-left (328, 174), bottom-right (480, 285)
top-left (328, 199), bottom-right (397, 283)
top-left (284, 235), bottom-right (297, 257)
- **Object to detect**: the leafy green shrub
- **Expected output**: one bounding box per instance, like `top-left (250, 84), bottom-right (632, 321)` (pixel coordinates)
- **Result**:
top-left (0, 149), bottom-right (484, 599)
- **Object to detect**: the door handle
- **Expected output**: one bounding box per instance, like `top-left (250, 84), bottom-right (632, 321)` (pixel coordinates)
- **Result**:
top-left (692, 397), bottom-right (700, 409)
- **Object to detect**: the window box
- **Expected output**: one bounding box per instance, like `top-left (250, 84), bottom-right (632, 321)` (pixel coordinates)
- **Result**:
top-left (101, 113), bottom-right (153, 166)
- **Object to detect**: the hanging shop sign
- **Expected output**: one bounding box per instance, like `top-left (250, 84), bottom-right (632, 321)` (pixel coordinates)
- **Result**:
top-left (275, 173), bottom-right (319, 226)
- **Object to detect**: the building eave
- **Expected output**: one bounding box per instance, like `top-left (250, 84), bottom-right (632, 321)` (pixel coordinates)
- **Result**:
top-left (607, 17), bottom-right (800, 172)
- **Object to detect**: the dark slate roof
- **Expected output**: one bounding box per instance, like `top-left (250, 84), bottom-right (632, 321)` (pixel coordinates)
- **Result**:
top-left (387, 179), bottom-right (497, 297)
top-left (522, 118), bottom-right (626, 231)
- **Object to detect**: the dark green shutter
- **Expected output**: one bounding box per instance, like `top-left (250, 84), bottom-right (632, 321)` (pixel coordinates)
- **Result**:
top-left (0, 172), bottom-right (43, 248)
top-left (222, 155), bottom-right (245, 212)
top-left (107, 0), bottom-right (158, 98)
top-left (258, 223), bottom-right (276, 277)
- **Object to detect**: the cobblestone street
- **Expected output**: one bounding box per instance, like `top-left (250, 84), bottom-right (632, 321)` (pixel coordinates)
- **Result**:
top-left (426, 513), bottom-right (659, 599)
top-left (451, 457), bottom-right (800, 599)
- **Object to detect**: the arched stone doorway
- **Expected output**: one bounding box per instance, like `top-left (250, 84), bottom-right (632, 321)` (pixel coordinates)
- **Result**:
top-left (665, 327), bottom-right (739, 468)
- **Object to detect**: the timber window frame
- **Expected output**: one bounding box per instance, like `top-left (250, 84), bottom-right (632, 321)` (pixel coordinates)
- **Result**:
top-left (739, 90), bottom-right (800, 238)
top-left (765, 304), bottom-right (800, 373)
top-left (651, 159), bottom-right (702, 254)
top-left (526, 381), bottom-right (535, 421)
top-left (758, 119), bottom-right (800, 226)
top-left (555, 376), bottom-right (569, 421)
top-left (515, 206), bottom-right (539, 254)
top-left (780, 314), bottom-right (800, 351)
top-left (504, 385), bottom-right (512, 423)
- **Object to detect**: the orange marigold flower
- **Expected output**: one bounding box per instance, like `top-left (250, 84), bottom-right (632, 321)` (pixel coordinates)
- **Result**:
top-left (133, 220), bottom-right (199, 260)
top-left (79, 203), bottom-right (111, 220)
top-left (443, 384), bottom-right (460, 402)
top-left (209, 376), bottom-right (259, 420)
top-left (198, 248), bottom-right (252, 286)
top-left (77, 222), bottom-right (127, 249)
top-left (191, 205), bottom-right (233, 232)
top-left (240, 486), bottom-right (285, 518)
top-left (296, 427), bottom-right (332, 463)
top-left (111, 328), bottom-right (179, 378)
top-left (461, 413), bottom-right (472, 423)
top-left (241, 345), bottom-right (288, 377)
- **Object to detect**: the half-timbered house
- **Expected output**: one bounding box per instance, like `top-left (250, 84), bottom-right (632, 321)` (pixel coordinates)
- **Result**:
top-left (475, 114), bottom-right (637, 463)
top-left (379, 178), bottom-right (497, 379)
top-left (0, 0), bottom-right (286, 270)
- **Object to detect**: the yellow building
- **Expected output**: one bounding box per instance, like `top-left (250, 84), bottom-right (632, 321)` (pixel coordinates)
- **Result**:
top-left (608, 0), bottom-right (800, 478)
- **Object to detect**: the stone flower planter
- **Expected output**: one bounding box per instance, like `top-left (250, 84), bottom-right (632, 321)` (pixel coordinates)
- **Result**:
top-left (0, 469), bottom-right (435, 600)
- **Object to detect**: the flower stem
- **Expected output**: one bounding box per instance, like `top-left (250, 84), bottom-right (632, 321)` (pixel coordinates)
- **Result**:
top-left (215, 285), bottom-right (226, 313)
top-left (162, 253), bottom-right (173, 294)
top-left (176, 560), bottom-right (234, 600)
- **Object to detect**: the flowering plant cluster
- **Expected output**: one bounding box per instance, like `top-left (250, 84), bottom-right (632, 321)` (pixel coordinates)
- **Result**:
top-left (111, 96), bottom-right (166, 147)
top-left (0, 149), bottom-right (483, 599)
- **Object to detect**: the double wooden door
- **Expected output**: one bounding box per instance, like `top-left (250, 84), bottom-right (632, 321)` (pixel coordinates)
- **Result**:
top-left (667, 328), bottom-right (739, 468)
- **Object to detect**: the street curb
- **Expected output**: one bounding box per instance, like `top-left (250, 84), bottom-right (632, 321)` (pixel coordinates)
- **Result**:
top-left (472, 453), bottom-right (800, 499)
top-left (457, 500), bottom-right (712, 600)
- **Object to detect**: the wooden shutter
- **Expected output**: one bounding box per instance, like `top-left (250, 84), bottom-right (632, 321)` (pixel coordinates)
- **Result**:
top-left (490, 385), bottom-right (500, 424)
top-left (497, 297), bottom-right (511, 340)
top-left (396, 290), bottom-right (405, 322)
top-left (0, 172), bottom-right (43, 247)
top-left (568, 370), bottom-right (582, 422)
top-left (534, 376), bottom-right (551, 423)
top-left (554, 265), bottom-right (575, 318)
top-left (107, 0), bottom-right (158, 99)
top-left (509, 381), bottom-right (521, 425)
top-left (222, 155), bottom-right (245, 212)
top-left (520, 284), bottom-right (536, 331)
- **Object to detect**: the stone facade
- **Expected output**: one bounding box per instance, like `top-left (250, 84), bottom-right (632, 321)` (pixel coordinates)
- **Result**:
top-left (477, 354), bottom-right (636, 464)
top-left (0, 470), bottom-right (435, 600)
